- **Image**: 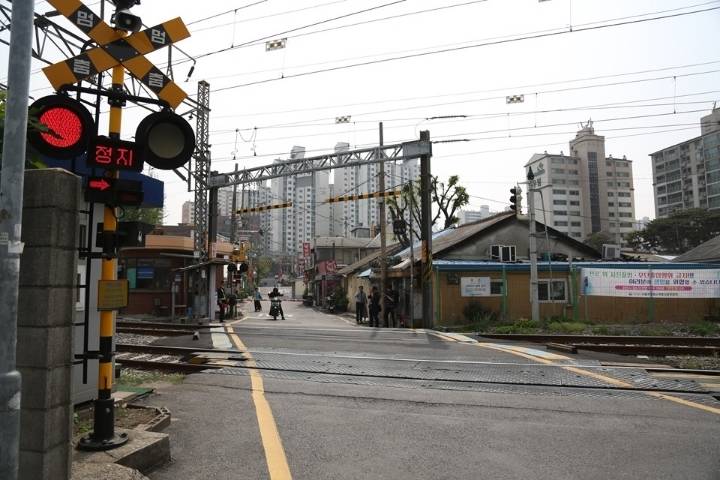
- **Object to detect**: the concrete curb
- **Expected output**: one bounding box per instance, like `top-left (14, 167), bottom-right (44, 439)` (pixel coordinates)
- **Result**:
top-left (73, 428), bottom-right (170, 475)
top-left (72, 462), bottom-right (150, 480)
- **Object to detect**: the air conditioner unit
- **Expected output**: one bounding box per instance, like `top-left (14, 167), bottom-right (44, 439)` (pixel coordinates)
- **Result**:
top-left (602, 244), bottom-right (621, 260)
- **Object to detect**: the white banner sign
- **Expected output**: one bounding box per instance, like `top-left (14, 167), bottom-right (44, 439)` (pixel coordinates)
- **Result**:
top-left (460, 277), bottom-right (491, 297)
top-left (582, 268), bottom-right (720, 298)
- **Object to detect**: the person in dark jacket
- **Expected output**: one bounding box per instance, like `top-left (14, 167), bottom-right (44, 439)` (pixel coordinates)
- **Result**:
top-left (268, 287), bottom-right (285, 320)
top-left (368, 286), bottom-right (381, 327)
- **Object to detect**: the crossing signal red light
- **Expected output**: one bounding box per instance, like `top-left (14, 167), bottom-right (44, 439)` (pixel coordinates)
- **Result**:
top-left (135, 111), bottom-right (195, 170)
top-left (27, 95), bottom-right (94, 159)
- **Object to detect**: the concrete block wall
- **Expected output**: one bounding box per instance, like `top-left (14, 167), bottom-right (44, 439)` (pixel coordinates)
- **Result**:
top-left (17, 169), bottom-right (80, 480)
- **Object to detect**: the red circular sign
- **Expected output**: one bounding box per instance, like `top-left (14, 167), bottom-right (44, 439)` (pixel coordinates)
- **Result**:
top-left (39, 107), bottom-right (84, 148)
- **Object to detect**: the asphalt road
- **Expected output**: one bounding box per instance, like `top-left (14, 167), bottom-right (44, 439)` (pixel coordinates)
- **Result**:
top-left (147, 300), bottom-right (720, 480)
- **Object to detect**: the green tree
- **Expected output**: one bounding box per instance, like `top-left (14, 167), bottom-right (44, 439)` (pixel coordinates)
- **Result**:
top-left (0, 91), bottom-right (46, 169)
top-left (626, 208), bottom-right (720, 253)
top-left (584, 231), bottom-right (615, 252)
top-left (387, 175), bottom-right (470, 247)
top-left (119, 206), bottom-right (164, 226)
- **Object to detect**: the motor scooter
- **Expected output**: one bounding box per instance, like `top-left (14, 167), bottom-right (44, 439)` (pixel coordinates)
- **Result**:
top-left (269, 298), bottom-right (282, 320)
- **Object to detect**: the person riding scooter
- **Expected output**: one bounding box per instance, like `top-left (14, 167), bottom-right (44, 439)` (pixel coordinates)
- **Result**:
top-left (268, 287), bottom-right (285, 320)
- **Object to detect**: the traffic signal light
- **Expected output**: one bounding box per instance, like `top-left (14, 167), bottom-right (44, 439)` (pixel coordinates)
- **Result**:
top-left (135, 111), bottom-right (195, 170)
top-left (509, 186), bottom-right (522, 212)
top-left (27, 95), bottom-right (94, 159)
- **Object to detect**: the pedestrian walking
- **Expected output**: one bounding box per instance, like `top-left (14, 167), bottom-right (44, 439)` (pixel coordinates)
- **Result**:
top-left (228, 289), bottom-right (237, 319)
top-left (354, 285), bottom-right (368, 324)
top-left (368, 285), bottom-right (381, 327)
top-left (383, 285), bottom-right (397, 328)
top-left (253, 287), bottom-right (263, 312)
top-left (216, 286), bottom-right (227, 321)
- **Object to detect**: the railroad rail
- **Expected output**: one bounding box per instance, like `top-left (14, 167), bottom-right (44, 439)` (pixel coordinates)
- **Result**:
top-left (117, 321), bottom-right (214, 330)
top-left (477, 334), bottom-right (720, 347)
top-left (116, 357), bottom-right (222, 373)
top-left (477, 333), bottom-right (720, 357)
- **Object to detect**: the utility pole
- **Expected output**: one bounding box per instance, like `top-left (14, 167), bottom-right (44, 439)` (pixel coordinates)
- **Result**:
top-left (527, 167), bottom-right (540, 323)
top-left (408, 180), bottom-right (415, 329)
top-left (208, 186), bottom-right (219, 319)
top-left (419, 130), bottom-right (433, 329)
top-left (0, 1), bottom-right (34, 477)
top-left (230, 163), bottom-right (238, 245)
top-left (378, 123), bottom-right (388, 326)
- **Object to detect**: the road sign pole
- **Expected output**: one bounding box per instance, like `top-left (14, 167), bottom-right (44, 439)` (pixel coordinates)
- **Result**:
top-left (0, 2), bottom-right (35, 478)
top-left (79, 64), bottom-right (128, 451)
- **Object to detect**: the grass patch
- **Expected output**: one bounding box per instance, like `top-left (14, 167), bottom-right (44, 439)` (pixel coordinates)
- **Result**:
top-left (492, 318), bottom-right (541, 334)
top-left (688, 321), bottom-right (720, 336)
top-left (546, 321), bottom-right (587, 334)
top-left (116, 369), bottom-right (185, 388)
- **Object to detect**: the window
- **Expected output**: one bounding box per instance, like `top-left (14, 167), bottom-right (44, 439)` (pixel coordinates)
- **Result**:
top-left (606, 172), bottom-right (614, 176)
top-left (554, 221), bottom-right (568, 227)
top-left (568, 180), bottom-right (580, 186)
top-left (552, 168), bottom-right (566, 174)
top-left (608, 212), bottom-right (615, 217)
top-left (553, 210), bottom-right (568, 216)
top-left (619, 202), bottom-right (632, 207)
top-left (619, 212), bottom-right (633, 218)
top-left (490, 245), bottom-right (516, 262)
top-left (568, 170), bottom-right (579, 175)
top-left (608, 202), bottom-right (615, 207)
top-left (569, 190), bottom-right (579, 196)
top-left (553, 189), bottom-right (566, 195)
top-left (553, 199), bottom-right (567, 205)
top-left (539, 280), bottom-right (567, 302)
top-left (551, 157), bottom-right (564, 164)
top-left (571, 221), bottom-right (581, 227)
top-left (570, 211), bottom-right (581, 217)
top-left (620, 222), bottom-right (633, 228)
top-left (571, 232), bottom-right (582, 238)
top-left (490, 280), bottom-right (504, 295)
top-left (569, 200), bottom-right (580, 206)
top-left (607, 181), bottom-right (615, 187)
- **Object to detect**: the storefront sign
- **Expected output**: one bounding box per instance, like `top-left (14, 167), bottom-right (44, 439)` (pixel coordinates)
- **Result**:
top-left (303, 242), bottom-right (311, 258)
top-left (460, 277), bottom-right (491, 297)
top-left (582, 268), bottom-right (720, 298)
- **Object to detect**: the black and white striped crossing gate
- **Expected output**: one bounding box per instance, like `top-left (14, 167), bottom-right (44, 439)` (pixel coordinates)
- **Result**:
top-left (237, 202), bottom-right (293, 214)
top-left (326, 190), bottom-right (401, 203)
top-left (42, 0), bottom-right (190, 109)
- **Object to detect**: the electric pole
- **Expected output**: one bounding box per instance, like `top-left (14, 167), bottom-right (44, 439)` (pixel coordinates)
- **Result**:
top-left (378, 123), bottom-right (388, 326)
top-left (527, 167), bottom-right (540, 323)
top-left (0, 1), bottom-right (34, 477)
top-left (419, 130), bottom-right (433, 329)
top-left (230, 163), bottom-right (238, 245)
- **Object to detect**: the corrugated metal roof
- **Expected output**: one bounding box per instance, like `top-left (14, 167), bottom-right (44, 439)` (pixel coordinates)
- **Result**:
top-left (673, 235), bottom-right (720, 263)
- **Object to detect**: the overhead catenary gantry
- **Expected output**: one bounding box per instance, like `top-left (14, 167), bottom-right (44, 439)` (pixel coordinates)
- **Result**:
top-left (207, 138), bottom-right (431, 188)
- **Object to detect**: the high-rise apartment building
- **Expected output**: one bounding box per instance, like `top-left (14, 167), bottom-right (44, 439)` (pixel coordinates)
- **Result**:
top-left (459, 206), bottom-right (492, 225)
top-left (525, 122), bottom-right (636, 244)
top-left (650, 107), bottom-right (720, 217)
top-left (181, 200), bottom-right (194, 225)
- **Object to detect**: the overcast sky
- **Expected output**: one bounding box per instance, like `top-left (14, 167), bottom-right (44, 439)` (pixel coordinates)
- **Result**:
top-left (5, 0), bottom-right (720, 224)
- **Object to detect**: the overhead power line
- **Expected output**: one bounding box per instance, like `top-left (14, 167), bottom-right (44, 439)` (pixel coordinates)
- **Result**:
top-left (209, 5), bottom-right (720, 94)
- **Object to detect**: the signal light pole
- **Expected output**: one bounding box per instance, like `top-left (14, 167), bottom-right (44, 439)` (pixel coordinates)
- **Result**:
top-left (78, 61), bottom-right (129, 451)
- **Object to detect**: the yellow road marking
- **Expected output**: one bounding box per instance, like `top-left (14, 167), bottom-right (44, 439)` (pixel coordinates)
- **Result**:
top-left (476, 342), bottom-right (720, 416)
top-left (226, 324), bottom-right (293, 480)
top-left (645, 392), bottom-right (720, 415)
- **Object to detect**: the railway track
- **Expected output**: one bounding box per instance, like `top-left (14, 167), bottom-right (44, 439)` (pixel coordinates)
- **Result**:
top-left (115, 344), bottom-right (246, 373)
top-left (116, 321), bottom-right (217, 337)
top-left (477, 333), bottom-right (720, 357)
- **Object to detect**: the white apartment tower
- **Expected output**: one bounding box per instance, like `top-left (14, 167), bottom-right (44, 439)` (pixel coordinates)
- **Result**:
top-left (650, 107), bottom-right (720, 217)
top-left (525, 121), bottom-right (636, 244)
top-left (181, 200), bottom-right (194, 225)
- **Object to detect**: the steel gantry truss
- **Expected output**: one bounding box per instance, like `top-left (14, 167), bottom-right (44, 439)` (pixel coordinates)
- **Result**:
top-left (208, 139), bottom-right (432, 188)
top-left (192, 80), bottom-right (211, 260)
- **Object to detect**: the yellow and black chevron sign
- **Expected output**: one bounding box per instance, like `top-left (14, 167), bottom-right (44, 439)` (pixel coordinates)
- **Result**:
top-left (43, 0), bottom-right (189, 109)
top-left (327, 190), bottom-right (401, 203)
top-left (237, 202), bottom-right (292, 214)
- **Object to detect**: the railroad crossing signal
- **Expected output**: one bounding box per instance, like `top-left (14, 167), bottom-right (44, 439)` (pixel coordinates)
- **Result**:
top-left (326, 190), bottom-right (401, 203)
top-left (42, 0), bottom-right (190, 109)
top-left (26, 95), bottom-right (94, 159)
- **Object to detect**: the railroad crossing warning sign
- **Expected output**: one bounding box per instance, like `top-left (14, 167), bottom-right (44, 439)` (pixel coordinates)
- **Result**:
top-left (97, 279), bottom-right (129, 310)
top-left (42, 0), bottom-right (190, 109)
top-left (326, 190), bottom-right (401, 203)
